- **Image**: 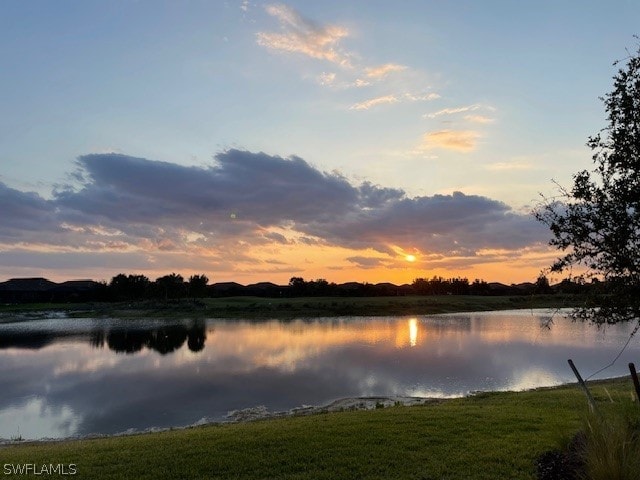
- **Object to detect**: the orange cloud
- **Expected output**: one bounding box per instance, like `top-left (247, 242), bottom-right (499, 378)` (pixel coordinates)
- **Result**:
top-left (349, 95), bottom-right (398, 110)
top-left (364, 63), bottom-right (407, 78)
top-left (256, 4), bottom-right (350, 66)
top-left (350, 92), bottom-right (439, 111)
top-left (421, 130), bottom-right (480, 152)
top-left (464, 114), bottom-right (494, 124)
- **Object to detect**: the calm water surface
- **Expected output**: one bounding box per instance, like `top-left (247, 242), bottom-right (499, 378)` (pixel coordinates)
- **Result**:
top-left (0, 309), bottom-right (638, 440)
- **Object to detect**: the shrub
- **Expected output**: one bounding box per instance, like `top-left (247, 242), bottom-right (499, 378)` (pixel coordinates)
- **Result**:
top-left (537, 401), bottom-right (640, 480)
top-left (582, 404), bottom-right (640, 480)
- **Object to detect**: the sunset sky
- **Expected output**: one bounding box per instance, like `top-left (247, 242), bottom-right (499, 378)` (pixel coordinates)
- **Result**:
top-left (1, 1), bottom-right (638, 285)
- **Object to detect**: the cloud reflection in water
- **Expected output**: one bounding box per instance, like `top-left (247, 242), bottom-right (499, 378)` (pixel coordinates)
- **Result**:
top-left (0, 310), bottom-right (638, 440)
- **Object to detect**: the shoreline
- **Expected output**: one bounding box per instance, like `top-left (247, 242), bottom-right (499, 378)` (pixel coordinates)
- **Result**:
top-left (0, 395), bottom-right (441, 446)
top-left (3, 376), bottom-right (631, 447)
top-left (2, 378), bottom-right (633, 480)
top-left (0, 293), bottom-right (583, 320)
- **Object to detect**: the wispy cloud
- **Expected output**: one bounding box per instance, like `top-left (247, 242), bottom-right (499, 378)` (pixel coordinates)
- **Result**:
top-left (405, 92), bottom-right (440, 102)
top-left (464, 114), bottom-right (494, 124)
top-left (317, 72), bottom-right (336, 86)
top-left (424, 104), bottom-right (483, 119)
top-left (349, 95), bottom-right (398, 110)
top-left (421, 130), bottom-right (480, 152)
top-left (424, 105), bottom-right (497, 125)
top-left (354, 78), bottom-right (370, 88)
top-left (255, 3), bottom-right (442, 118)
top-left (256, 3), bottom-right (351, 66)
top-left (350, 92), bottom-right (439, 111)
top-left (485, 161), bottom-right (533, 171)
top-left (364, 63), bottom-right (407, 79)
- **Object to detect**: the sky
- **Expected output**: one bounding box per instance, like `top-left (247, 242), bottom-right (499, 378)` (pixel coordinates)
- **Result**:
top-left (1, 1), bottom-right (638, 285)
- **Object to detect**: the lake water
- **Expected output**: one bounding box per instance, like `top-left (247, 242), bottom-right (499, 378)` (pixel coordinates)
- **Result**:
top-left (0, 309), bottom-right (639, 440)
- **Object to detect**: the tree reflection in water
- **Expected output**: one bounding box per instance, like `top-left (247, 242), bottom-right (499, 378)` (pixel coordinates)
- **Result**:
top-left (90, 321), bottom-right (207, 354)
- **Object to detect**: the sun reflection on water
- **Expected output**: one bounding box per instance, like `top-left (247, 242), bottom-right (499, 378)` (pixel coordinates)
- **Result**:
top-left (409, 318), bottom-right (418, 347)
top-left (2, 311), bottom-right (639, 440)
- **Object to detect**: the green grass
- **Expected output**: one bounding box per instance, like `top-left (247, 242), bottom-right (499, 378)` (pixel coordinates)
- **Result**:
top-left (0, 294), bottom-right (583, 319)
top-left (2, 378), bottom-right (634, 479)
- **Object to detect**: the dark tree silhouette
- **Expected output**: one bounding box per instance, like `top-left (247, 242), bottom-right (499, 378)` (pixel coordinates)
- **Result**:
top-left (307, 278), bottom-right (332, 296)
top-left (535, 42), bottom-right (640, 324)
top-left (535, 275), bottom-right (552, 294)
top-left (108, 273), bottom-right (150, 300)
top-left (288, 277), bottom-right (306, 295)
top-left (187, 274), bottom-right (209, 299)
top-left (108, 274), bottom-right (129, 300)
top-left (155, 273), bottom-right (186, 300)
top-left (469, 279), bottom-right (491, 295)
top-left (127, 274), bottom-right (151, 299)
top-left (411, 276), bottom-right (469, 295)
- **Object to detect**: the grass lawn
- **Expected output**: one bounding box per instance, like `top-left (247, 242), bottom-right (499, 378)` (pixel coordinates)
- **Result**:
top-left (1, 377), bottom-right (634, 479)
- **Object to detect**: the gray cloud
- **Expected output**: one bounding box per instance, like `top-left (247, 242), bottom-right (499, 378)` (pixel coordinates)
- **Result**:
top-left (0, 183), bottom-right (60, 239)
top-left (345, 256), bottom-right (389, 269)
top-left (56, 151), bottom-right (357, 230)
top-left (1, 150), bottom-right (548, 276)
top-left (0, 250), bottom-right (154, 271)
top-left (305, 191), bottom-right (547, 255)
top-left (357, 181), bottom-right (404, 209)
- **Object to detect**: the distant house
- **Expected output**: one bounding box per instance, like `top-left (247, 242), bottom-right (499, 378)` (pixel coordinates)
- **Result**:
top-left (0, 278), bottom-right (103, 303)
top-left (245, 282), bottom-right (283, 297)
top-left (208, 282), bottom-right (245, 297)
top-left (0, 278), bottom-right (58, 303)
top-left (336, 282), bottom-right (365, 296)
top-left (207, 281), bottom-right (286, 297)
top-left (375, 282), bottom-right (411, 296)
top-left (50, 280), bottom-right (105, 301)
top-left (486, 282), bottom-right (511, 295)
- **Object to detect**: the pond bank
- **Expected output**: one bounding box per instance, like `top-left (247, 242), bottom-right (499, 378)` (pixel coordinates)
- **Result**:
top-left (0, 293), bottom-right (583, 319)
top-left (0, 377), bottom-right (633, 480)
top-left (0, 395), bottom-right (440, 446)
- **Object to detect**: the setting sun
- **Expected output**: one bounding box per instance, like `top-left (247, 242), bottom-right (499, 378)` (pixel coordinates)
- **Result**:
top-left (1, 1), bottom-right (635, 288)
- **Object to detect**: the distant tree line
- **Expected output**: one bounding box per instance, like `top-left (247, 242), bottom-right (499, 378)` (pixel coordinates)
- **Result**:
top-left (0, 272), bottom-right (595, 304)
top-left (107, 273), bottom-right (209, 301)
top-left (412, 276), bottom-right (486, 295)
top-left (283, 275), bottom-right (591, 297)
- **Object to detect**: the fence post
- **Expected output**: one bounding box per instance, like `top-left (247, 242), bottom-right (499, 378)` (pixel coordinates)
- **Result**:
top-left (629, 363), bottom-right (640, 403)
top-left (568, 359), bottom-right (598, 413)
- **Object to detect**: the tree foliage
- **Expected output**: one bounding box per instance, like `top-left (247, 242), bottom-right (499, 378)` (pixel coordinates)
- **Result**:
top-left (412, 276), bottom-right (471, 295)
top-left (188, 274), bottom-right (209, 298)
top-left (155, 273), bottom-right (185, 300)
top-left (108, 273), bottom-right (150, 301)
top-left (535, 41), bottom-right (640, 324)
